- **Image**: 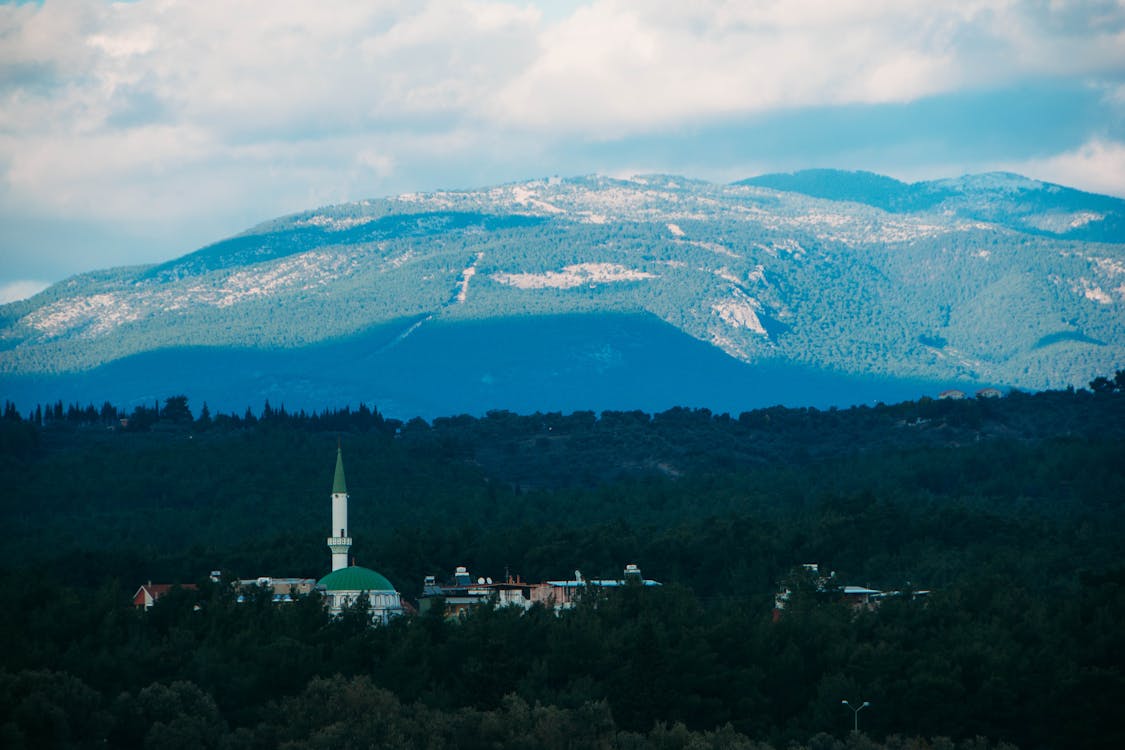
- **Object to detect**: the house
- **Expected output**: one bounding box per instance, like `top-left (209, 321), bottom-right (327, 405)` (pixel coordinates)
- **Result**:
top-left (419, 563), bottom-right (661, 618)
top-left (419, 566), bottom-right (539, 617)
top-left (532, 565), bottom-right (662, 610)
top-left (976, 387), bottom-right (1003, 399)
top-left (840, 585), bottom-right (882, 610)
top-left (132, 582), bottom-right (198, 610)
top-left (773, 564), bottom-right (928, 620)
top-left (938, 389), bottom-right (966, 400)
top-left (235, 577), bottom-right (318, 603)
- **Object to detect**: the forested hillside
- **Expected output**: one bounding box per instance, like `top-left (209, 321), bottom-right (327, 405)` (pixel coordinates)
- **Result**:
top-left (0, 381), bottom-right (1123, 748)
top-left (3, 173), bottom-right (1123, 417)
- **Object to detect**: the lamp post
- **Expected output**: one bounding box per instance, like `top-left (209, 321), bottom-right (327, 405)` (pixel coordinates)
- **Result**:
top-left (841, 700), bottom-right (871, 733)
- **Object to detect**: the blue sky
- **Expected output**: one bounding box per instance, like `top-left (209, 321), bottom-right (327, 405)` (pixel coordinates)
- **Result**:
top-left (1, 0), bottom-right (1124, 302)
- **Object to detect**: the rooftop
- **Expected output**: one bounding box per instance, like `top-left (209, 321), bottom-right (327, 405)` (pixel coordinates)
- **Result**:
top-left (318, 565), bottom-right (396, 593)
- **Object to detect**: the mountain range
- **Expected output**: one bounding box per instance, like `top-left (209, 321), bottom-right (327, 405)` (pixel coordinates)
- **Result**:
top-left (1, 169), bottom-right (1122, 418)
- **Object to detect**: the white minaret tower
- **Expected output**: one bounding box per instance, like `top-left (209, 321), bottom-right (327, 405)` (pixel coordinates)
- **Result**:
top-left (327, 443), bottom-right (352, 571)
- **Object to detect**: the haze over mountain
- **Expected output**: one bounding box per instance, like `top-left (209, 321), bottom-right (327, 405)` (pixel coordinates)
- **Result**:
top-left (1, 170), bottom-right (1122, 418)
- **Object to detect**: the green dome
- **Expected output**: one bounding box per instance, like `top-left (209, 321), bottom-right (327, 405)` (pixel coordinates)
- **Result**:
top-left (319, 566), bottom-right (396, 592)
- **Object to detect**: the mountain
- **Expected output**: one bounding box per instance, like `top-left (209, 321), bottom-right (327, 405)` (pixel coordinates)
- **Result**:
top-left (738, 169), bottom-right (1125, 242)
top-left (1, 172), bottom-right (1122, 417)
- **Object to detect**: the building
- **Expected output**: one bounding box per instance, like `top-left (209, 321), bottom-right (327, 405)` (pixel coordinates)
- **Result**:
top-left (234, 577), bottom-right (317, 603)
top-left (976, 387), bottom-right (1003, 399)
top-left (419, 566), bottom-right (548, 617)
top-left (419, 563), bottom-right (661, 618)
top-left (134, 447), bottom-right (403, 622)
top-left (316, 445), bottom-right (404, 624)
top-left (840, 585), bottom-right (883, 610)
top-left (938, 389), bottom-right (966, 400)
top-left (133, 582), bottom-right (198, 610)
top-left (533, 565), bottom-right (662, 610)
top-left (773, 563), bottom-right (928, 619)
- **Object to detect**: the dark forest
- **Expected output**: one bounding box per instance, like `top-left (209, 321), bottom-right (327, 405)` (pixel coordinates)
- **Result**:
top-left (1, 376), bottom-right (1123, 749)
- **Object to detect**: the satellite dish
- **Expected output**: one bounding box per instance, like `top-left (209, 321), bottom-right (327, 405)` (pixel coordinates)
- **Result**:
top-left (486, 577), bottom-right (493, 584)
top-left (477, 577), bottom-right (485, 584)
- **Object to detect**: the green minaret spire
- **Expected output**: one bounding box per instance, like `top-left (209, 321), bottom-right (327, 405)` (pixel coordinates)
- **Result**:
top-left (328, 439), bottom-right (352, 572)
top-left (333, 441), bottom-right (347, 495)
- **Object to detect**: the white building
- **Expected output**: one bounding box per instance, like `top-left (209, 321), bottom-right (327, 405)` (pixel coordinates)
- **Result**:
top-left (316, 445), bottom-right (404, 624)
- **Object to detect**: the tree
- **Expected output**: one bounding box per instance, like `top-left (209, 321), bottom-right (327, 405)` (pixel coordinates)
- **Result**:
top-left (161, 396), bottom-right (192, 424)
top-left (111, 681), bottom-right (227, 750)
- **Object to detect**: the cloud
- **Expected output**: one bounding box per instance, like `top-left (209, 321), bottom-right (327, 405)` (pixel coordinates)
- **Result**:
top-left (489, 0), bottom-right (1125, 134)
top-left (0, 2), bottom-right (540, 220)
top-left (1005, 138), bottom-right (1125, 198)
top-left (0, 279), bottom-right (50, 305)
top-left (356, 149), bottom-right (396, 180)
top-left (1, 0), bottom-right (1123, 284)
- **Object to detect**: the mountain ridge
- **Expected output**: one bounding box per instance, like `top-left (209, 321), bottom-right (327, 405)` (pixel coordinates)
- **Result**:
top-left (737, 168), bottom-right (1125, 241)
top-left (1, 170), bottom-right (1122, 415)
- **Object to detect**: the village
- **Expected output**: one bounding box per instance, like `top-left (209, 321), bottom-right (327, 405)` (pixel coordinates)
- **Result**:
top-left (133, 447), bottom-right (925, 623)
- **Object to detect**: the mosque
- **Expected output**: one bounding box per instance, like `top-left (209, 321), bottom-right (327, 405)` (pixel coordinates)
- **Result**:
top-left (316, 445), bottom-right (404, 624)
top-left (137, 446), bottom-right (655, 621)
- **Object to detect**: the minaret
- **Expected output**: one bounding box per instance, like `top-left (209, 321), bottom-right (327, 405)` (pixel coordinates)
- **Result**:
top-left (327, 443), bottom-right (352, 571)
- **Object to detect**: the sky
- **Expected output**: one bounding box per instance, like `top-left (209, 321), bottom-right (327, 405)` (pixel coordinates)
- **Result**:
top-left (1, 0), bottom-right (1124, 302)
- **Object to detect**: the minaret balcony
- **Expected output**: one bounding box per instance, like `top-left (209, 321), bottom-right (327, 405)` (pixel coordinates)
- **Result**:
top-left (327, 536), bottom-right (352, 553)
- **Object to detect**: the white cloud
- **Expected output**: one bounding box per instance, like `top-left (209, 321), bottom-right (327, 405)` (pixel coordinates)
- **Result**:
top-left (1004, 138), bottom-right (1125, 198)
top-left (2, 1), bottom-right (1122, 194)
top-left (0, 280), bottom-right (50, 305)
top-left (356, 149), bottom-right (396, 180)
top-left (1, 0), bottom-right (1123, 283)
top-left (489, 0), bottom-right (1125, 133)
top-left (0, 1), bottom-right (540, 222)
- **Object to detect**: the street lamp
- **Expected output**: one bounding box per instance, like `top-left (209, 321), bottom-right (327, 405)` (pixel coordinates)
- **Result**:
top-left (841, 700), bottom-right (871, 733)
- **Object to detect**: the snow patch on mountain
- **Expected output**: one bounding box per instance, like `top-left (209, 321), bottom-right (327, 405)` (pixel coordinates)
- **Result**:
top-left (510, 185), bottom-right (566, 214)
top-left (491, 263), bottom-right (657, 290)
top-left (294, 214), bottom-right (378, 231)
top-left (755, 239), bottom-right (807, 259)
top-left (710, 267), bottom-right (743, 286)
top-left (677, 239), bottom-right (740, 259)
top-left (20, 249), bottom-right (358, 340)
top-left (711, 290), bottom-right (767, 335)
top-left (213, 251), bottom-right (355, 307)
top-left (457, 253), bottom-right (485, 304)
top-left (383, 250), bottom-right (414, 271)
top-left (1078, 278), bottom-right (1115, 304)
top-left (1023, 211), bottom-right (1105, 233)
top-left (26, 293), bottom-right (142, 339)
top-left (1094, 256), bottom-right (1125, 277)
